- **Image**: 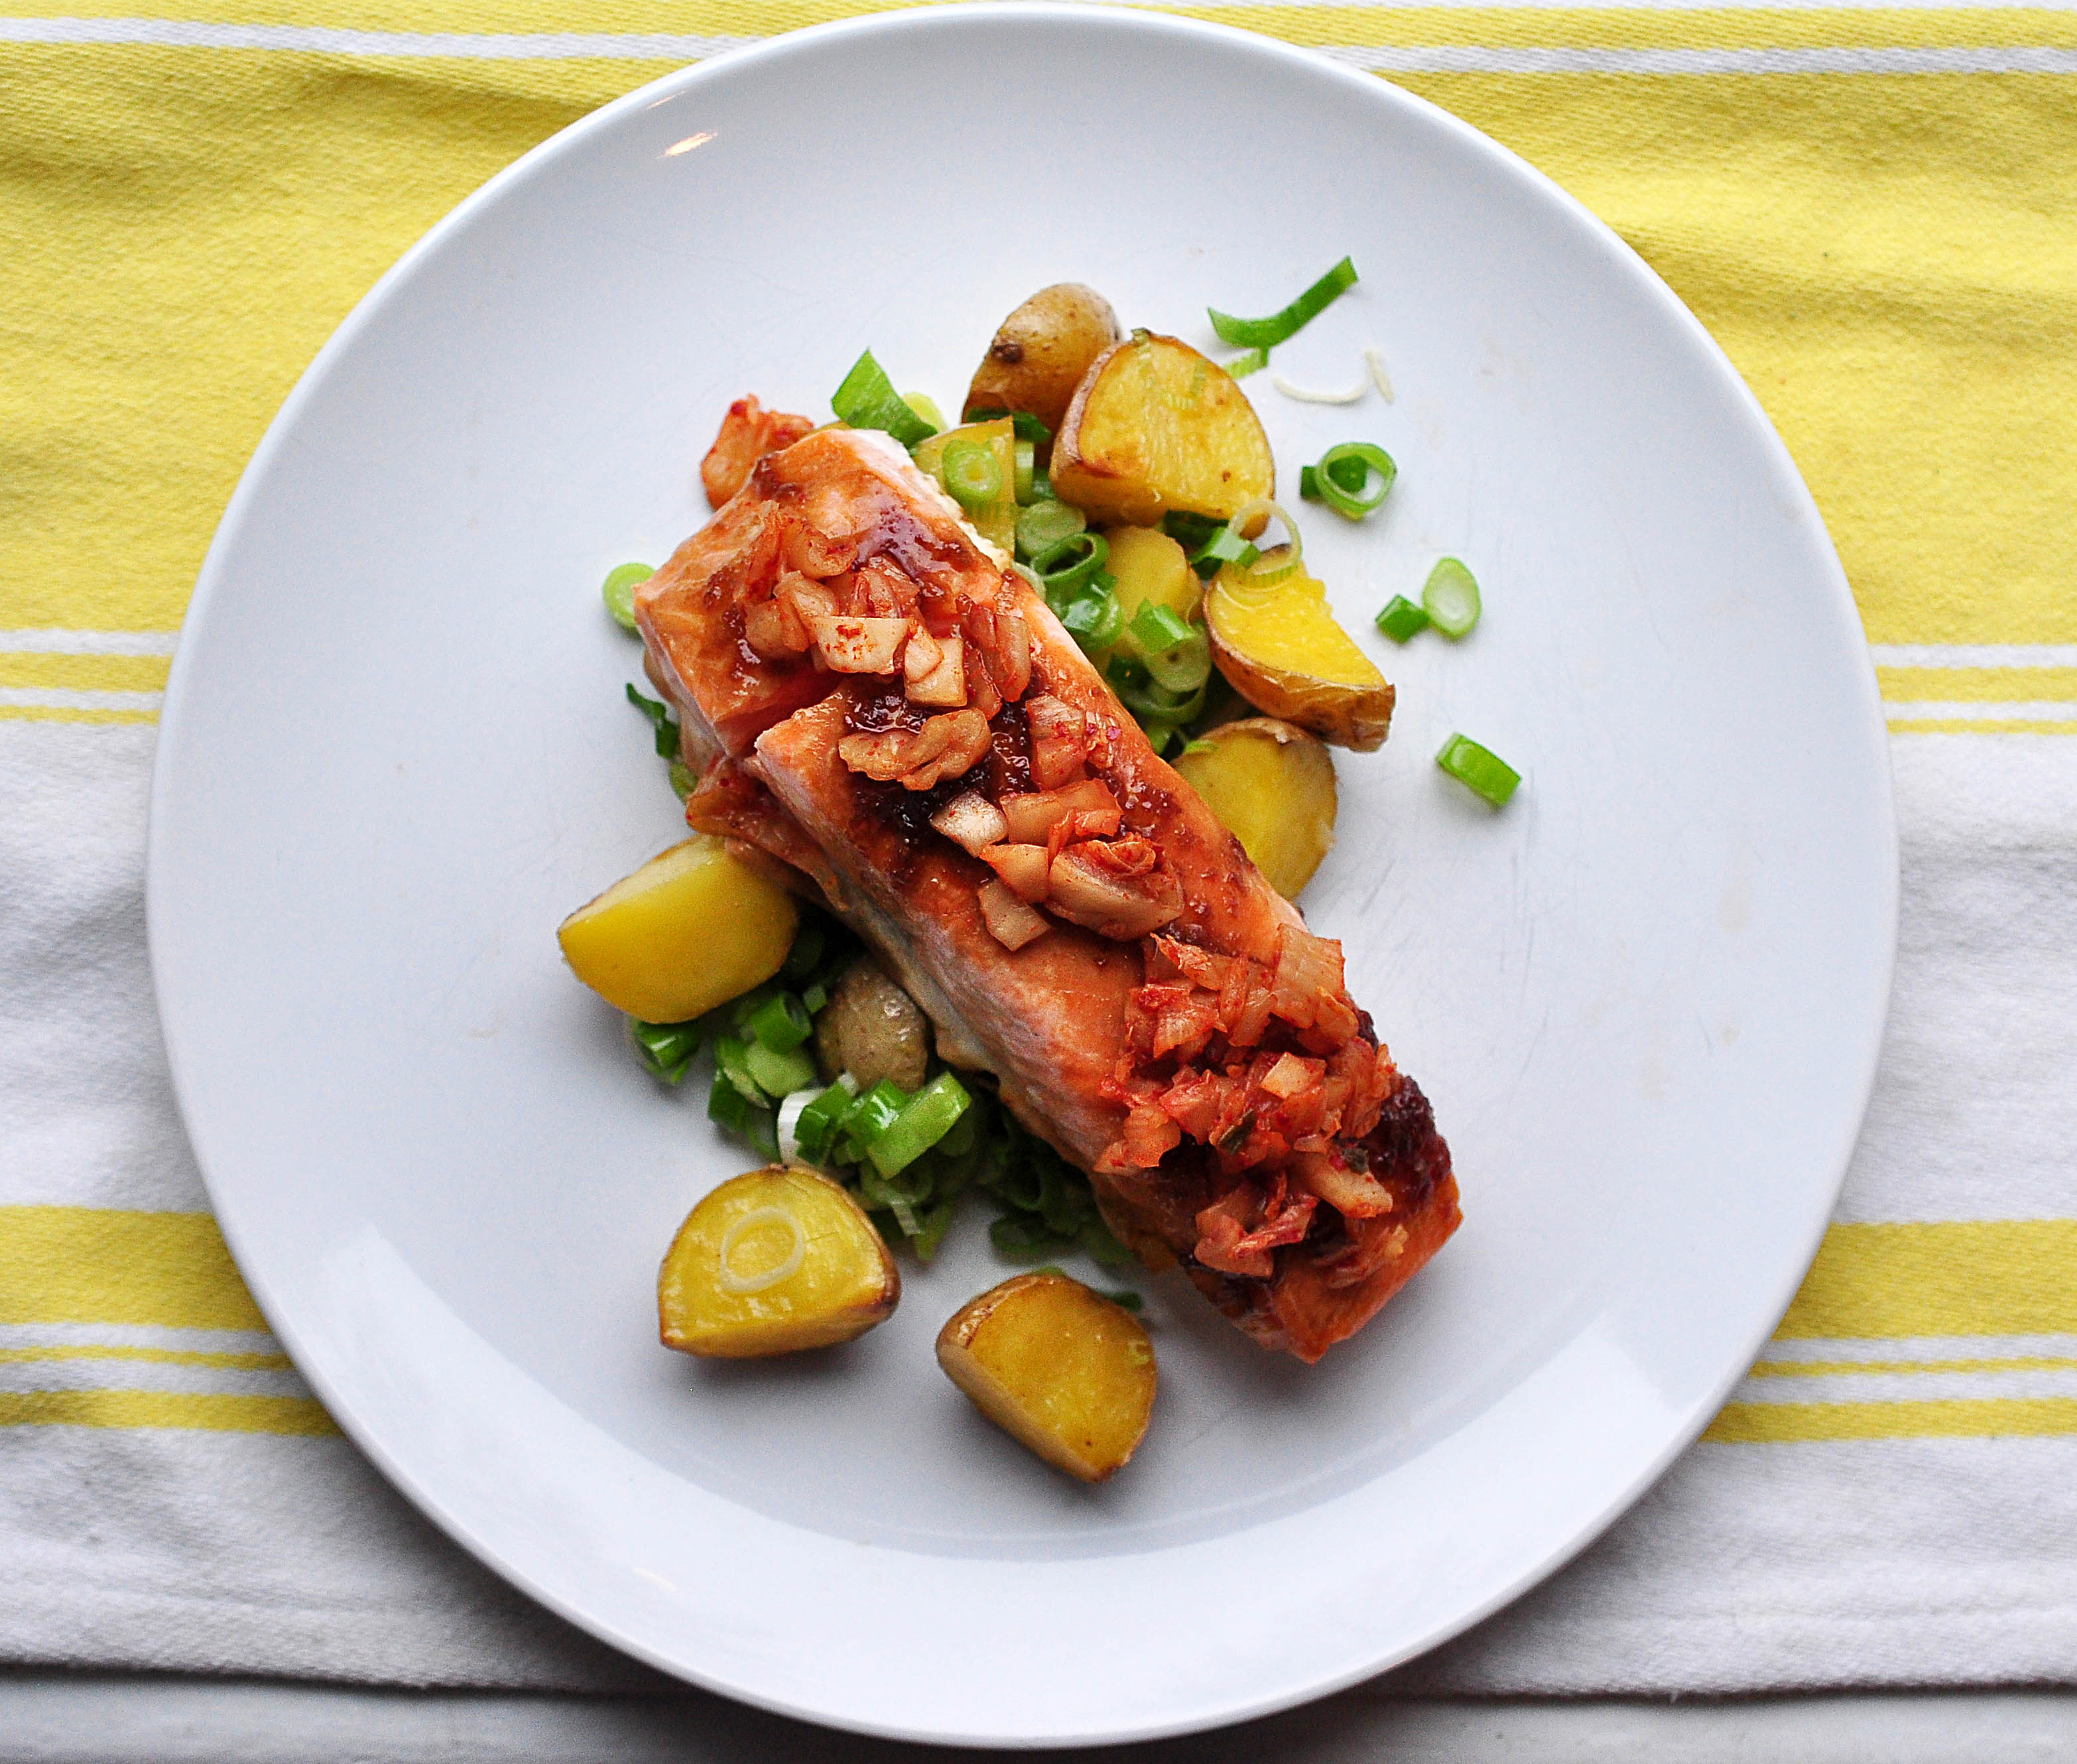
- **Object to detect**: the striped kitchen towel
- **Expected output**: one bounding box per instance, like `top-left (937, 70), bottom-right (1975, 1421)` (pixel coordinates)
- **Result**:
top-left (4, 0), bottom-right (2075, 1698)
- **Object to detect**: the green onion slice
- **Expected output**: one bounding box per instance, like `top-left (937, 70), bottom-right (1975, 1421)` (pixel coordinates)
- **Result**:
top-left (1375, 595), bottom-right (1431, 644)
top-left (629, 1017), bottom-right (701, 1086)
top-left (1216, 498), bottom-right (1303, 590)
top-left (1436, 733), bottom-right (1521, 808)
top-left (1309, 442), bottom-right (1397, 520)
top-left (625, 684), bottom-right (679, 758)
top-left (601, 562), bottom-right (653, 631)
top-left (1056, 581), bottom-right (1123, 654)
top-left (742, 1039), bottom-right (817, 1101)
top-left (1422, 556), bottom-right (1481, 639)
top-left (940, 438), bottom-right (1003, 513)
top-left (1126, 601), bottom-right (1212, 696)
top-left (1224, 347), bottom-right (1269, 379)
top-left (869, 1072), bottom-right (973, 1178)
top-left (1030, 530), bottom-right (1109, 598)
top-left (844, 1079), bottom-right (909, 1149)
top-left (831, 350), bottom-right (936, 447)
top-left (1015, 499), bottom-right (1086, 564)
top-left (668, 761), bottom-right (695, 801)
top-left (1013, 437), bottom-right (1036, 504)
top-left (1208, 256), bottom-right (1359, 350)
top-left (742, 990), bottom-right (812, 1054)
top-left (901, 391), bottom-right (945, 435)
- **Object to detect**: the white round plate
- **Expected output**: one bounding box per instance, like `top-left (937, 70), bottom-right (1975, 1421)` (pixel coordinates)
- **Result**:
top-left (149, 7), bottom-right (1897, 1747)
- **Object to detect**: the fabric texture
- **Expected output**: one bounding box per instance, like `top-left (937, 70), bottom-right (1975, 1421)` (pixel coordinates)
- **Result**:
top-left (3, 0), bottom-right (2075, 1708)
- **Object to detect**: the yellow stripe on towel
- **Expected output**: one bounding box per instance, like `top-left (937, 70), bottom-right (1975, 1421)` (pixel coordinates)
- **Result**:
top-left (0, 1206), bottom-right (269, 1332)
top-left (0, 1389), bottom-right (338, 1437)
top-left (1779, 1220), bottom-right (2077, 1342)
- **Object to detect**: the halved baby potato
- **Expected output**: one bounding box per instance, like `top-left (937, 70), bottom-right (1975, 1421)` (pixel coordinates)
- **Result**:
top-left (558, 835), bottom-right (798, 1024)
top-left (1172, 717), bottom-right (1338, 900)
top-left (936, 1272), bottom-right (1157, 1482)
top-left (660, 1166), bottom-right (899, 1358)
top-left (1050, 333), bottom-right (1273, 528)
top-left (1205, 556), bottom-right (1396, 751)
top-left (964, 283), bottom-right (1122, 439)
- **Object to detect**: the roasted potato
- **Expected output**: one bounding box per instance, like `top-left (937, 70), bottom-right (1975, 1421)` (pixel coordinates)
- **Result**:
top-left (1205, 555), bottom-right (1396, 751)
top-left (660, 1166), bottom-right (899, 1357)
top-left (1173, 718), bottom-right (1338, 899)
top-left (936, 1272), bottom-right (1156, 1482)
top-left (814, 958), bottom-right (929, 1092)
top-left (913, 415), bottom-right (1018, 556)
top-left (1050, 333), bottom-right (1273, 527)
top-left (1101, 525), bottom-right (1198, 629)
top-left (964, 283), bottom-right (1122, 439)
top-left (558, 836), bottom-right (797, 1024)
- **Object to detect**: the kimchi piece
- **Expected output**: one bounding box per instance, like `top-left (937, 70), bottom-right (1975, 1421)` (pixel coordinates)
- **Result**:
top-left (635, 410), bottom-right (1460, 1362)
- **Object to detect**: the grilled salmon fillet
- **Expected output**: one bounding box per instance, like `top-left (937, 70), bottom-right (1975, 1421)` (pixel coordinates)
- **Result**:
top-left (635, 418), bottom-right (1459, 1362)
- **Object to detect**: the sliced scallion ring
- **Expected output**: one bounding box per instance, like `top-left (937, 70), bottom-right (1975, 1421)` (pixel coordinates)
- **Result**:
top-left (1030, 530), bottom-right (1109, 599)
top-left (1224, 347), bottom-right (1269, 379)
top-left (1422, 556), bottom-right (1481, 639)
top-left (1013, 437), bottom-right (1036, 504)
top-left (1208, 256), bottom-right (1359, 350)
top-left (1310, 442), bottom-right (1397, 520)
top-left (940, 437), bottom-right (1003, 513)
top-left (1015, 499), bottom-right (1086, 563)
top-left (1218, 497), bottom-right (1303, 590)
top-left (601, 562), bottom-right (653, 631)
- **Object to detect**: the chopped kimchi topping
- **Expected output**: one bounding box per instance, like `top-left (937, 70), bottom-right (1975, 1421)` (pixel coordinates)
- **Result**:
top-left (838, 708), bottom-right (991, 790)
top-left (978, 841), bottom-right (1050, 903)
top-left (700, 396), bottom-right (815, 507)
top-left (1047, 839), bottom-right (1185, 940)
top-left (930, 790), bottom-right (1008, 855)
top-left (904, 627), bottom-right (967, 707)
top-left (976, 879), bottom-right (1050, 951)
top-left (807, 613), bottom-right (908, 676)
top-left (999, 777), bottom-right (1120, 845)
top-left (1025, 694), bottom-right (1089, 790)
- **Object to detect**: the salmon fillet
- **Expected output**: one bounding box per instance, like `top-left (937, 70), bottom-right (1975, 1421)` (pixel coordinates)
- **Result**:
top-left (635, 418), bottom-right (1460, 1361)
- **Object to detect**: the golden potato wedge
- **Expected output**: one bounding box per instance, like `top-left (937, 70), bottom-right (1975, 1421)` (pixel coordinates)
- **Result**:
top-left (1173, 718), bottom-right (1338, 899)
top-left (964, 283), bottom-right (1122, 440)
top-left (558, 836), bottom-right (797, 1024)
top-left (912, 416), bottom-right (1017, 556)
top-left (1205, 556), bottom-right (1396, 751)
top-left (660, 1166), bottom-right (898, 1358)
top-left (1050, 334), bottom-right (1273, 527)
top-left (1102, 525), bottom-right (1198, 629)
top-left (936, 1272), bottom-right (1156, 1482)
top-left (813, 958), bottom-right (929, 1092)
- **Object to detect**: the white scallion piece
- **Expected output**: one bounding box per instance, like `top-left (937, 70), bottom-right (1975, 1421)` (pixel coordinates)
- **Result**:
top-left (776, 1086), bottom-right (824, 1168)
top-left (1363, 346), bottom-right (1395, 403)
top-left (1271, 370), bottom-right (1367, 405)
top-left (716, 1206), bottom-right (806, 1294)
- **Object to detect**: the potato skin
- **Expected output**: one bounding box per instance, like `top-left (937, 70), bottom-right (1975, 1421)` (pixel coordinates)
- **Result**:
top-left (660, 1166), bottom-right (898, 1359)
top-left (813, 958), bottom-right (930, 1091)
top-left (1204, 561), bottom-right (1396, 751)
top-left (964, 284), bottom-right (1122, 438)
top-left (1050, 334), bottom-right (1273, 527)
top-left (1172, 718), bottom-right (1338, 900)
top-left (936, 1273), bottom-right (1157, 1482)
top-left (558, 836), bottom-right (797, 1023)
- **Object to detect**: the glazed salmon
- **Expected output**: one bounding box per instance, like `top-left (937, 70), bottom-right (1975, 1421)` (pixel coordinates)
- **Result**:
top-left (635, 417), bottom-right (1459, 1361)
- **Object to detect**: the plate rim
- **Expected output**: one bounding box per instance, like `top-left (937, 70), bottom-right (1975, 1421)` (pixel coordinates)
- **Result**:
top-left (146, 4), bottom-right (1901, 1744)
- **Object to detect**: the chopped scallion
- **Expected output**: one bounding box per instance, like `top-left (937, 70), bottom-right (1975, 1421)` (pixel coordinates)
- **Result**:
top-left (1208, 257), bottom-right (1359, 351)
top-left (781, 920), bottom-right (827, 981)
top-left (844, 1079), bottom-right (909, 1149)
top-left (601, 562), bottom-right (653, 631)
top-left (1422, 556), bottom-right (1481, 639)
top-left (869, 1072), bottom-right (972, 1177)
top-left (1014, 437), bottom-right (1035, 504)
top-left (628, 1016), bottom-right (701, 1086)
top-left (1127, 601), bottom-right (1194, 656)
top-left (1436, 733), bottom-right (1521, 807)
top-left (625, 684), bottom-right (679, 759)
top-left (1224, 347), bottom-right (1269, 379)
top-left (901, 391), bottom-right (945, 435)
top-left (741, 990), bottom-right (812, 1054)
top-left (1015, 499), bottom-right (1086, 564)
top-left (742, 1039), bottom-right (817, 1100)
top-left (1030, 531), bottom-right (1109, 598)
top-left (940, 437), bottom-right (1003, 513)
top-left (791, 1078), bottom-right (859, 1164)
top-left (1375, 595), bottom-right (1431, 644)
top-left (831, 350), bottom-right (936, 447)
top-left (1306, 442), bottom-right (1396, 520)
top-left (668, 761), bottom-right (695, 800)
top-left (712, 1034), bottom-right (769, 1106)
top-left (802, 980), bottom-right (829, 1016)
